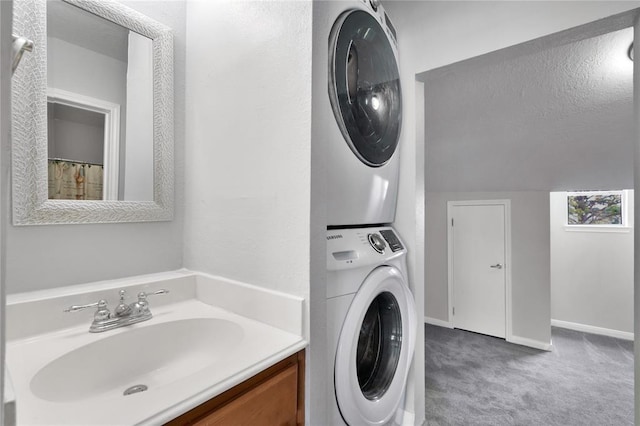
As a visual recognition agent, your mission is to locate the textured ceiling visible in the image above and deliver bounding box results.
[425,27,634,192]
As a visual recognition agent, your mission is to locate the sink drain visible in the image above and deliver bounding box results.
[123,384,148,396]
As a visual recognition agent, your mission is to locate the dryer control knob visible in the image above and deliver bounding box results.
[368,233,386,253]
[369,0,380,11]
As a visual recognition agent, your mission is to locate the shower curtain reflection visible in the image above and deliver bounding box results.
[48,159,103,200]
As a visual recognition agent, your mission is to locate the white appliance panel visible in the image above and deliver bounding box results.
[326,226,415,426]
[315,0,402,227]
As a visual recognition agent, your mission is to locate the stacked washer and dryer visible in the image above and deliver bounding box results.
[319,0,417,425]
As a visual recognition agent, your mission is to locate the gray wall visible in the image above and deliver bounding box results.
[420,28,633,194]
[6,1,186,294]
[634,17,640,426]
[183,0,312,298]
[550,191,634,334]
[183,1,318,422]
[0,1,11,421]
[47,35,128,165]
[426,191,551,344]
[47,36,127,112]
[48,104,105,164]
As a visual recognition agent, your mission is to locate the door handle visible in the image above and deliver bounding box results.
[490,264,503,269]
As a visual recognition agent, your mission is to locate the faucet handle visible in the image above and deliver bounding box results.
[136,289,169,314]
[64,299,105,312]
[137,289,170,300]
[64,299,111,321]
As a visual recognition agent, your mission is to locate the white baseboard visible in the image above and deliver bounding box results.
[551,319,634,341]
[508,335,553,351]
[424,316,453,328]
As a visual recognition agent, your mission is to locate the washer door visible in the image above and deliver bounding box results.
[334,266,417,426]
[329,10,402,167]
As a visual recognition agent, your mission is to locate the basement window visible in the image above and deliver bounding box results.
[565,190,631,232]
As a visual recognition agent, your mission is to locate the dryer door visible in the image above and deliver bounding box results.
[334,266,416,426]
[329,10,402,167]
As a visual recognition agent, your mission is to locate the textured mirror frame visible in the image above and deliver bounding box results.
[12,0,174,225]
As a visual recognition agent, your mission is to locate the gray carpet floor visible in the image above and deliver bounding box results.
[424,324,634,426]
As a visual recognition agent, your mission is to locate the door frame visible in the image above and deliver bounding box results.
[447,199,513,342]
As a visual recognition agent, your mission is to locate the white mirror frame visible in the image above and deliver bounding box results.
[12,0,174,225]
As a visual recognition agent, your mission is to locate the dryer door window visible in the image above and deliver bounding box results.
[357,291,402,400]
[330,10,402,167]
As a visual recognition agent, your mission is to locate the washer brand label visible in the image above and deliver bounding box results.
[326,234,343,240]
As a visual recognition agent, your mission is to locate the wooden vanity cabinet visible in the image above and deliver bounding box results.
[165,350,305,426]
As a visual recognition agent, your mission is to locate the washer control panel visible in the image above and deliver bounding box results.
[367,233,386,253]
[379,229,404,252]
[327,226,406,271]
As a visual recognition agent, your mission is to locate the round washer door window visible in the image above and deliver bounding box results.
[334,266,416,426]
[357,291,402,400]
[329,10,402,167]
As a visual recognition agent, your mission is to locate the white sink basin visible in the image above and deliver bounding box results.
[30,318,243,403]
[7,283,305,426]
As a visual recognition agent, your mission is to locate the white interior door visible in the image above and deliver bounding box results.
[450,202,507,338]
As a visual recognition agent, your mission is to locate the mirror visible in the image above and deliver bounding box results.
[12,0,173,224]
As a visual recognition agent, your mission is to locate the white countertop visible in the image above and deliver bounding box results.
[5,270,307,426]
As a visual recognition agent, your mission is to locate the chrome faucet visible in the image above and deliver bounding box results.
[64,289,169,333]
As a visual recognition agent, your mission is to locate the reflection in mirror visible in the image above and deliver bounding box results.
[12,0,174,225]
[47,88,120,200]
[48,102,106,200]
[47,0,153,201]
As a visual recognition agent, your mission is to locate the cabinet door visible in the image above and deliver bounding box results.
[195,363,298,426]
